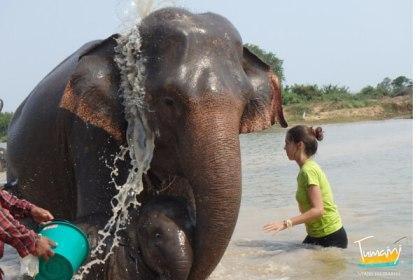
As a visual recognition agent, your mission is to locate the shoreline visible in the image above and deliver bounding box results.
[285,114,412,127]
[263,116,412,135]
[0,117,412,146]
[282,95,412,126]
[0,95,412,146]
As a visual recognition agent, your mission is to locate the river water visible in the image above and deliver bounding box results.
[210,118,413,280]
[0,119,412,279]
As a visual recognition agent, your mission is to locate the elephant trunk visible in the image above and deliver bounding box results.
[180,109,242,280]
[170,259,193,280]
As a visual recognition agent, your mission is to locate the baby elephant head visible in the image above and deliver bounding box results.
[138,196,195,280]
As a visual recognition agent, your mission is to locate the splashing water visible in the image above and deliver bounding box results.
[116,0,177,30]
[73,25,155,279]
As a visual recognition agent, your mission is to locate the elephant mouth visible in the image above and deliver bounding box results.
[145,171,197,223]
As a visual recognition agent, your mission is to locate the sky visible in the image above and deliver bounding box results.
[0,0,413,112]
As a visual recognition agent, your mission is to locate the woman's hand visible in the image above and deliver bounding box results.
[263,221,286,234]
[30,206,54,224]
[33,237,56,261]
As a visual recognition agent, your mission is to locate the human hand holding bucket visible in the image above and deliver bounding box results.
[34,236,56,260]
[34,220,90,280]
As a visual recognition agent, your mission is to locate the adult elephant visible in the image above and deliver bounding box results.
[6,7,287,280]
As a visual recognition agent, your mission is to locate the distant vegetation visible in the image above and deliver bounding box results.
[244,43,413,106]
[283,76,413,105]
[0,112,13,142]
[282,77,412,106]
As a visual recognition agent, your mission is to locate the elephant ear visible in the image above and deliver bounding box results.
[59,35,126,143]
[240,47,288,133]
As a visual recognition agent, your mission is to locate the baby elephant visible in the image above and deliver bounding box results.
[138,196,195,280]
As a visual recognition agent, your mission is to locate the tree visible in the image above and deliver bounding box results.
[0,112,13,142]
[321,84,350,95]
[288,84,322,101]
[282,85,304,105]
[244,43,284,81]
[376,77,392,96]
[391,76,412,95]
[358,85,376,97]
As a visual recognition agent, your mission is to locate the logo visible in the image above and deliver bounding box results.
[354,236,404,268]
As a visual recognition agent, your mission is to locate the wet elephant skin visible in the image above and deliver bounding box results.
[6,7,287,280]
[138,196,195,280]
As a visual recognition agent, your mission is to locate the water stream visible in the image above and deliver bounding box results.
[73,24,155,278]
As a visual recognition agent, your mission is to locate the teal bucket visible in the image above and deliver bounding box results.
[35,220,90,280]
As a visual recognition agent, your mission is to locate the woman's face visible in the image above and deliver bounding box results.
[284,136,299,160]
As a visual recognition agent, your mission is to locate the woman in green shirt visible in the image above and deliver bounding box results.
[263,125,348,249]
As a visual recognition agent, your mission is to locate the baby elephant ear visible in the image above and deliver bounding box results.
[240,47,288,133]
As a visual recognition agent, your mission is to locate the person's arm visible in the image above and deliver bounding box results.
[0,207,38,257]
[0,208,55,260]
[288,185,324,224]
[0,189,54,222]
[0,189,33,219]
[263,185,324,233]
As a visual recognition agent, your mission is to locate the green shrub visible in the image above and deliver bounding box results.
[0,112,13,142]
[287,103,311,116]
[283,90,304,105]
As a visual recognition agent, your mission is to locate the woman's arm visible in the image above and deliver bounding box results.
[263,185,324,233]
[290,185,324,225]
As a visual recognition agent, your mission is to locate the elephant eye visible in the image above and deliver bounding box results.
[163,97,175,106]
[155,233,161,239]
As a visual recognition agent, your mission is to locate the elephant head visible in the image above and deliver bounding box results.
[134,8,287,279]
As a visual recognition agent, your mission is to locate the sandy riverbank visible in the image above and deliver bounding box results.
[283,95,412,125]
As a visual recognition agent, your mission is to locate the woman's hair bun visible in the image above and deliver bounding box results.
[314,127,324,141]
[309,126,324,141]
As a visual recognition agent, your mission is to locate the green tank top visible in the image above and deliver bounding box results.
[296,159,343,238]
